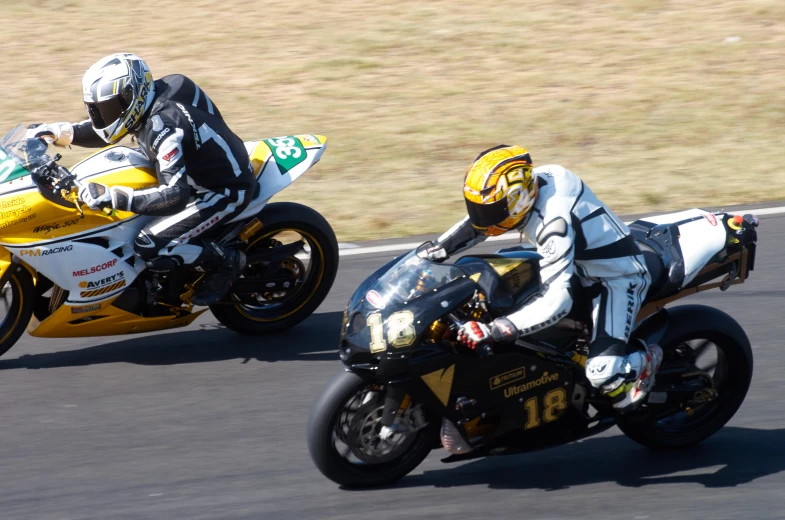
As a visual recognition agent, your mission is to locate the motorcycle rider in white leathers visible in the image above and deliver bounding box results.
[424,145,663,411]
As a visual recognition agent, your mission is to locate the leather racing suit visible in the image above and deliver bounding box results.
[71,74,257,268]
[437,165,651,362]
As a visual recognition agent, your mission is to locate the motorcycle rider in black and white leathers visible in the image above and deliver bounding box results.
[28,53,256,306]
[424,145,663,411]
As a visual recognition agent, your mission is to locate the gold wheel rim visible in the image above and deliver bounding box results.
[234,229,326,322]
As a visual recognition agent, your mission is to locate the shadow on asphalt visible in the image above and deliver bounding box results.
[400,426,785,490]
[0,311,343,369]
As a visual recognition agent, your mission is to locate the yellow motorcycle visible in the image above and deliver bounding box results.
[0,123,338,357]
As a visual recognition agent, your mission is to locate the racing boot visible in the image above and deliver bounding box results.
[585,341,664,412]
[191,242,246,306]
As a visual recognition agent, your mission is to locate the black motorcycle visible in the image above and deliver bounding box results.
[308,212,757,488]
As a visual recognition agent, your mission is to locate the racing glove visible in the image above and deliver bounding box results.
[26,123,74,147]
[79,182,134,212]
[457,318,519,354]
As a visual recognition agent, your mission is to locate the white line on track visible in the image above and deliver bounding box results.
[337,205,785,258]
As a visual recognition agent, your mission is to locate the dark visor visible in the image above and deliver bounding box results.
[85,95,130,130]
[465,197,509,228]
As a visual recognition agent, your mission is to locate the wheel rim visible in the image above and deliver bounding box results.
[332,385,420,466]
[231,228,326,322]
[649,336,737,434]
[0,277,25,344]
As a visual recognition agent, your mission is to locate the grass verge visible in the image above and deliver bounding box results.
[2,0,784,240]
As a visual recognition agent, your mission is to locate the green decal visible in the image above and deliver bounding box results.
[0,149,29,184]
[263,136,307,175]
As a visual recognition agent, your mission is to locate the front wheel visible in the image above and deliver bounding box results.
[307,371,439,488]
[210,202,339,334]
[617,305,753,449]
[0,266,35,358]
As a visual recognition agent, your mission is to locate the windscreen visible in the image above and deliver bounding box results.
[0,124,51,184]
[366,244,466,309]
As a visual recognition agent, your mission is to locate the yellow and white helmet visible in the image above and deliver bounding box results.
[463,145,538,236]
[82,53,155,144]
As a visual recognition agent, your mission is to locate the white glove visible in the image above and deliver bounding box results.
[26,123,74,147]
[417,245,448,262]
[79,182,134,211]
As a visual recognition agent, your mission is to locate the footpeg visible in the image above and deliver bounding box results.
[454,396,479,421]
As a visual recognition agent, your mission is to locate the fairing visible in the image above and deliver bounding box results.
[245,135,327,202]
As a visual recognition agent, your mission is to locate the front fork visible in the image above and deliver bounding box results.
[378,386,419,438]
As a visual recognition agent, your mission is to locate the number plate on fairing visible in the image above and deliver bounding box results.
[263,136,308,174]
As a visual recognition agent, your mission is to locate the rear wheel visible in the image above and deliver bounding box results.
[210,203,338,334]
[618,307,752,449]
[0,266,35,358]
[307,371,438,488]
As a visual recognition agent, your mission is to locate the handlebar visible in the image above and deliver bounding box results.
[31,154,90,217]
[30,150,117,218]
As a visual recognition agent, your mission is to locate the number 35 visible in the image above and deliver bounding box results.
[268,137,302,160]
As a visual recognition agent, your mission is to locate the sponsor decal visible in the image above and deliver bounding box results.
[20,245,74,257]
[71,303,101,314]
[704,213,718,226]
[176,103,201,149]
[162,148,179,162]
[0,212,35,230]
[79,271,124,289]
[504,371,560,398]
[72,258,118,277]
[0,197,25,208]
[518,308,569,335]
[365,289,385,309]
[177,215,220,243]
[33,219,79,234]
[152,126,170,148]
[489,367,527,390]
[0,205,32,220]
[78,271,127,298]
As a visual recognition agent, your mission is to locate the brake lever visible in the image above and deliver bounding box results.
[53,164,86,219]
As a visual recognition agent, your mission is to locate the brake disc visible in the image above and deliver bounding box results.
[346,401,418,464]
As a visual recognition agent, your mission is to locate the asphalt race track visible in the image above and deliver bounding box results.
[2,215,784,520]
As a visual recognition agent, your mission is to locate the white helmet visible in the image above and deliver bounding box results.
[82,53,155,144]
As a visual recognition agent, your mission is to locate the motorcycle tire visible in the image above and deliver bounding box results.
[0,265,35,358]
[308,370,439,488]
[211,202,338,335]
[617,305,753,449]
